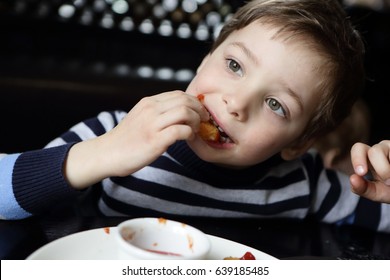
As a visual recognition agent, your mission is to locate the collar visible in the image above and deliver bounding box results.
[167,141,284,186]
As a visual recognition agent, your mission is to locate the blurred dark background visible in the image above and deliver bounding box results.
[0,0,389,153]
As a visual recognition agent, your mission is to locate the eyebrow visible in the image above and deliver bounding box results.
[230,42,260,66]
[283,83,304,113]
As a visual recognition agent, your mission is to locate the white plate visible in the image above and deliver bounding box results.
[27,227,277,260]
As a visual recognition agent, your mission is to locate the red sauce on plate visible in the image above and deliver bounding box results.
[240,251,256,260]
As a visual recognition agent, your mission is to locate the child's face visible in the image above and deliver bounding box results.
[186,21,326,168]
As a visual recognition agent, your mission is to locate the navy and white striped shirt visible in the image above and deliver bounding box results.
[1,111,389,232]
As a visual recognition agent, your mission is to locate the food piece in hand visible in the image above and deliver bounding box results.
[199,122,220,142]
[197,94,221,142]
[223,251,256,260]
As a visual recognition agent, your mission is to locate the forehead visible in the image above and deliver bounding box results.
[225,20,327,82]
[229,19,324,57]
[221,21,328,111]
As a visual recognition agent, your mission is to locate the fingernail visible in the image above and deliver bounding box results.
[385,179,390,186]
[355,165,365,175]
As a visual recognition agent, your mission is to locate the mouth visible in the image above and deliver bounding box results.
[199,112,234,144]
[197,94,233,144]
[210,114,234,143]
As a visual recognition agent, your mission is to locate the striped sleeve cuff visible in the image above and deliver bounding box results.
[0,153,30,219]
[12,143,77,217]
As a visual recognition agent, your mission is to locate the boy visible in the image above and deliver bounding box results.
[2,0,388,232]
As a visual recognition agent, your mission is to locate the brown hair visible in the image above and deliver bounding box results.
[211,0,365,142]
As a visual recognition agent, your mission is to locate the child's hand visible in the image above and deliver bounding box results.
[102,90,209,175]
[65,91,208,189]
[350,141,390,203]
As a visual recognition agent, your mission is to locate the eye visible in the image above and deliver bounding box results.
[226,59,243,77]
[266,98,286,118]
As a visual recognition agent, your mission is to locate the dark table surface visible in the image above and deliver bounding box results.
[1,215,390,260]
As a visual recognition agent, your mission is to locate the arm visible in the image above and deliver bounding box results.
[350,141,390,203]
[63,91,208,189]
[0,144,75,219]
[0,91,207,219]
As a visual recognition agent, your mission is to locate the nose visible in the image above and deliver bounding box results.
[222,92,249,122]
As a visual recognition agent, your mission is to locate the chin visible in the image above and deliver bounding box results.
[186,139,245,167]
[187,139,214,160]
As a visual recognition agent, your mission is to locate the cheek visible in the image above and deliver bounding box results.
[237,129,286,161]
[186,69,221,95]
[185,77,203,96]
[239,140,277,163]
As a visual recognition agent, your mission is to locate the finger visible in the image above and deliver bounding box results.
[350,174,390,203]
[350,174,371,197]
[350,142,370,176]
[367,142,390,183]
[158,124,194,150]
[158,106,203,132]
[152,90,186,102]
[154,91,209,121]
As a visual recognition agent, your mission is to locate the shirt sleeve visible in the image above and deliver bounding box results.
[45,110,126,148]
[0,153,29,219]
[0,111,126,220]
[0,144,77,220]
[303,149,390,233]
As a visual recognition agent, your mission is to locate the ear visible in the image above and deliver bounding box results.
[280,138,316,160]
[196,54,210,73]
